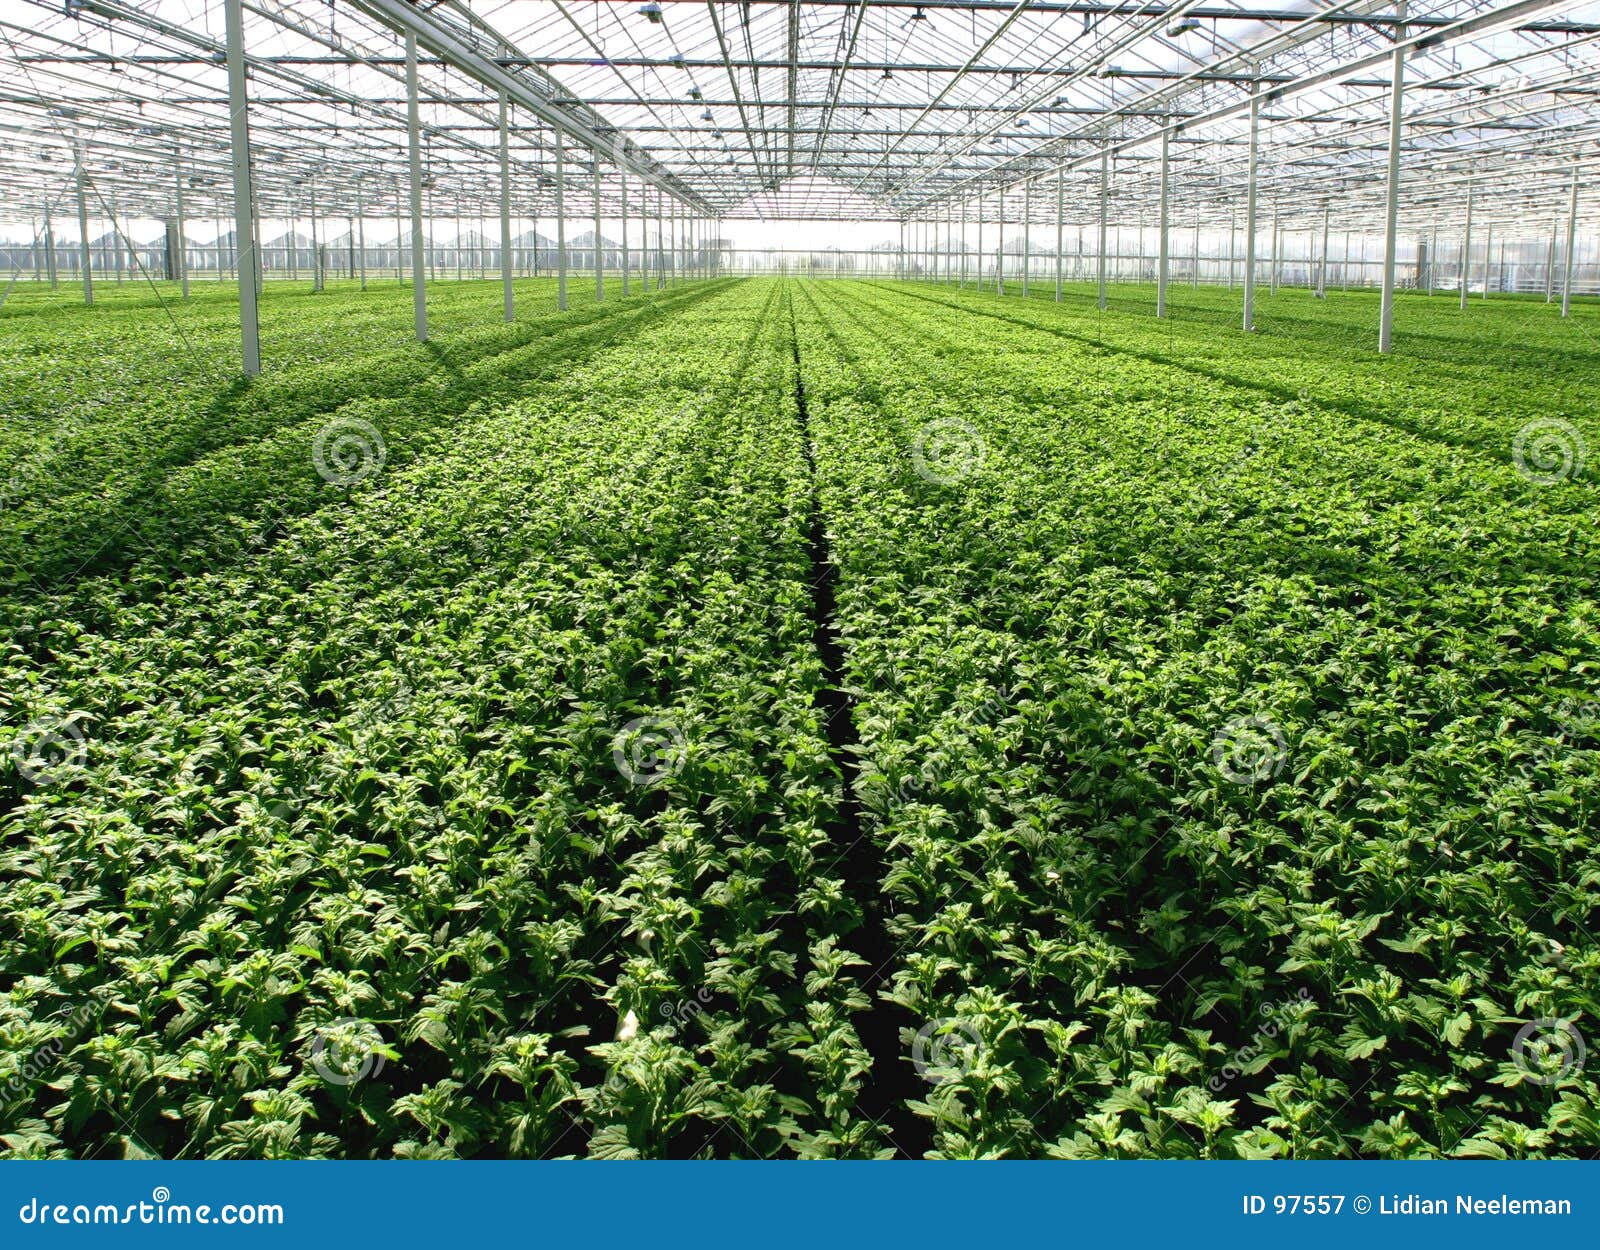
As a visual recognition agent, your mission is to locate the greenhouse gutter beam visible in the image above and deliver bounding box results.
[711,0,1600,31]
[349,0,712,216]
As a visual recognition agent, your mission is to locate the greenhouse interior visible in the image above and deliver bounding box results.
[1,0,1598,1164]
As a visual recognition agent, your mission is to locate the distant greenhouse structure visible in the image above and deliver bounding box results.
[0,0,1595,368]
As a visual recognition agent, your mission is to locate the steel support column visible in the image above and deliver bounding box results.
[310,181,323,292]
[74,143,93,305]
[1546,215,1558,303]
[1022,180,1031,298]
[43,202,57,289]
[173,146,189,298]
[1377,7,1405,355]
[593,164,604,302]
[1317,202,1329,298]
[621,171,631,297]
[996,191,1005,295]
[1097,150,1109,311]
[1243,81,1260,332]
[499,92,513,320]
[1482,221,1492,300]
[1156,128,1170,318]
[1270,200,1280,296]
[224,0,259,372]
[405,30,428,341]
[1562,162,1579,318]
[1055,168,1064,302]
[556,125,568,310]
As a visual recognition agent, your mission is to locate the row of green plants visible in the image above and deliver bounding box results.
[1,280,889,1158]
[792,278,1598,1157]
[0,278,708,612]
[2,273,1595,1157]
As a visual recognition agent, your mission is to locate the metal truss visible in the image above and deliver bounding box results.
[0,0,1594,229]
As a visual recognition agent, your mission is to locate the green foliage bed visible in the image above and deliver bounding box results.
[1,275,1596,1158]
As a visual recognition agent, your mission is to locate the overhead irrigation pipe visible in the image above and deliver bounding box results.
[533,0,733,203]
[69,0,543,214]
[704,0,776,192]
[810,0,873,171]
[892,0,1217,206]
[916,0,1589,212]
[1094,0,1587,186]
[348,0,714,214]
[846,0,1035,198]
